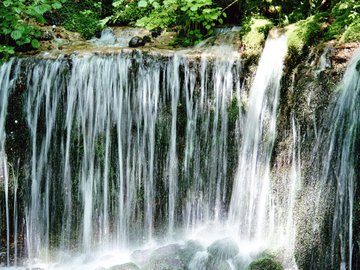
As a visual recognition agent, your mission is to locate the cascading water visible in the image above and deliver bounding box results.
[311,49,360,269]
[0,30,243,267]
[228,32,288,243]
[1,25,358,270]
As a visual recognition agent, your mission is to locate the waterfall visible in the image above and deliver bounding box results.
[0,59,19,266]
[229,32,288,243]
[313,49,360,269]
[0,41,241,265]
[0,27,357,269]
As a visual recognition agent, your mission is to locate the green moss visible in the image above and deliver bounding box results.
[286,15,323,55]
[247,254,283,270]
[340,18,360,43]
[242,18,274,57]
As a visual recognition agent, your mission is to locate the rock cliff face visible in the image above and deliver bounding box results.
[274,41,360,269]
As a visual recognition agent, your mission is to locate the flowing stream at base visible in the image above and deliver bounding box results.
[0,29,358,270]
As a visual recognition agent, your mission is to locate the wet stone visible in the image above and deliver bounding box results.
[131,249,152,266]
[143,244,185,270]
[207,237,239,261]
[180,240,204,264]
[129,36,145,47]
[143,35,151,44]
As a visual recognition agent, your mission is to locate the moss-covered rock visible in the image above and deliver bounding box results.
[247,254,283,270]
[242,18,273,59]
[286,15,323,55]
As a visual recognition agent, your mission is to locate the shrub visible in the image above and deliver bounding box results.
[0,0,65,60]
[58,0,103,39]
[340,18,360,42]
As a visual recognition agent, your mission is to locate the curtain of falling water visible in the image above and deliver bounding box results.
[0,59,18,266]
[0,48,241,263]
[313,49,360,269]
[228,34,288,241]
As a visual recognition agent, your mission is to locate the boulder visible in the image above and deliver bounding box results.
[143,244,185,270]
[247,255,283,270]
[207,238,239,261]
[150,27,163,38]
[188,251,208,270]
[207,258,232,270]
[108,263,140,270]
[229,254,251,270]
[131,249,152,266]
[129,36,145,47]
[179,240,204,265]
[143,35,151,44]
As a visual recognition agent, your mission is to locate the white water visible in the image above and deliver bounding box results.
[4,29,355,270]
[0,59,18,266]
[229,33,288,243]
[0,35,243,267]
[313,49,360,269]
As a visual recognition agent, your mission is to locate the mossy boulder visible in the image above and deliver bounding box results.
[286,15,322,56]
[247,255,283,270]
[242,18,274,59]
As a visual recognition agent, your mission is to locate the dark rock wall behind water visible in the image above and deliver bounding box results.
[0,40,360,269]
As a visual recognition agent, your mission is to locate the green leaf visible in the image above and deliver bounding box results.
[11,30,22,40]
[52,2,62,9]
[3,0,12,7]
[152,2,160,9]
[31,39,40,48]
[14,7,22,13]
[138,0,148,8]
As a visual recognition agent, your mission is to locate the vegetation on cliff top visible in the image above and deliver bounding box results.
[0,0,359,61]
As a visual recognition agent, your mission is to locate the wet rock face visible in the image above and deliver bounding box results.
[274,42,360,270]
[129,36,145,48]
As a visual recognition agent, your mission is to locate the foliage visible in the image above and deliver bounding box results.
[0,0,65,60]
[109,0,151,25]
[340,18,360,43]
[325,0,360,41]
[110,0,224,46]
[59,0,103,39]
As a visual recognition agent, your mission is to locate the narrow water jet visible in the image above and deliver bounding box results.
[228,33,288,243]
